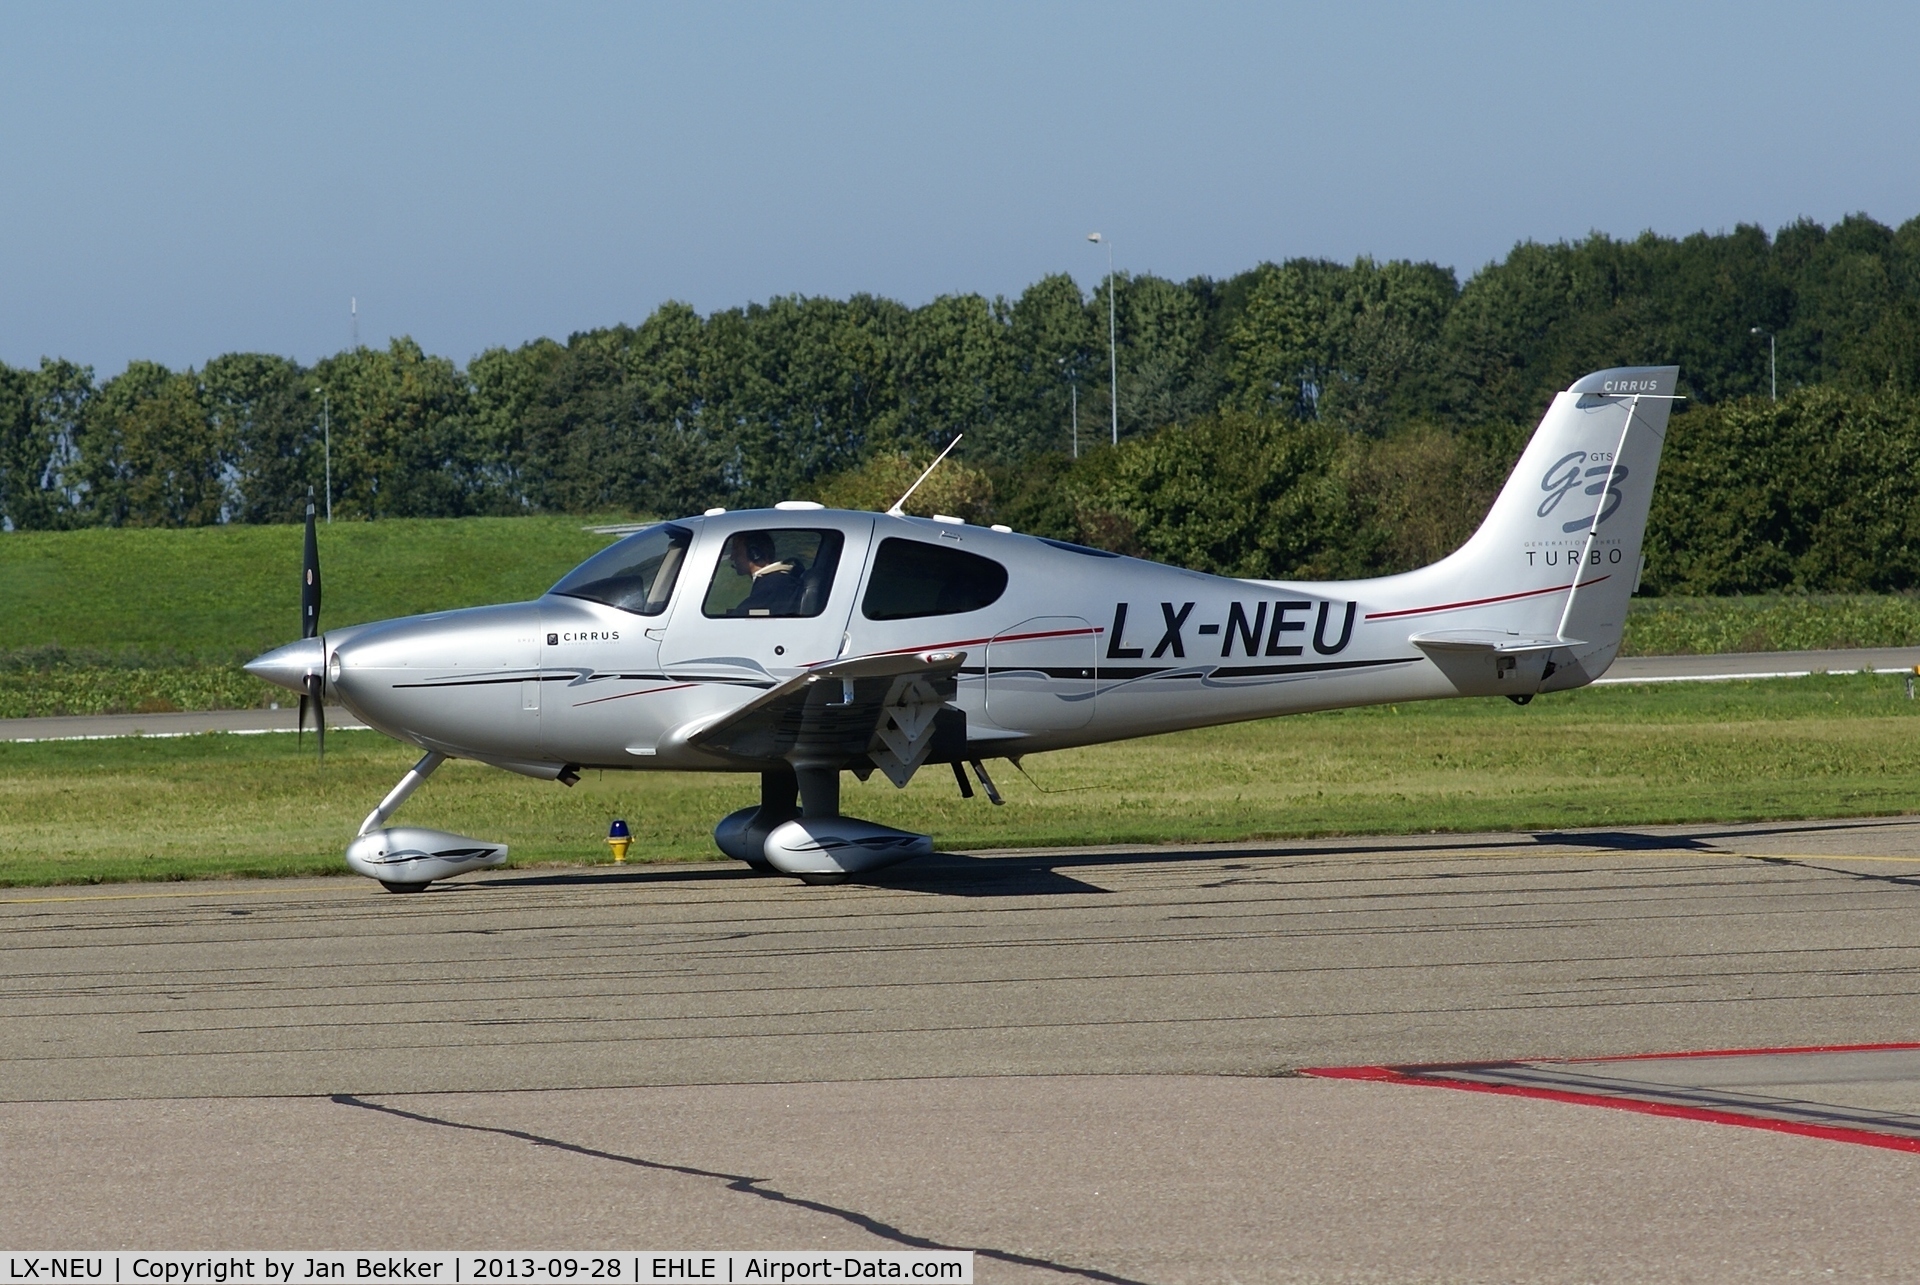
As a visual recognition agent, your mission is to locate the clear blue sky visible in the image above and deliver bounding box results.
[3,1,1916,376]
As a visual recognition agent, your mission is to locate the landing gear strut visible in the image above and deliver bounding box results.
[713,760,931,882]
[344,751,510,891]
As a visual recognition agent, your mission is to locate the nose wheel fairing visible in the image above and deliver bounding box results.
[346,826,509,887]
[346,750,510,891]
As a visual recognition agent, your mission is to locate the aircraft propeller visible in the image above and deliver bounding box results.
[298,496,324,762]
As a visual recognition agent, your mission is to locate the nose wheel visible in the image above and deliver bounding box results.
[346,752,511,890]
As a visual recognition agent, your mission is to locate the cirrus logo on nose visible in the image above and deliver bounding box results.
[1538,450,1629,533]
[547,631,619,645]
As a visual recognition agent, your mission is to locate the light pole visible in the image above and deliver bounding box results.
[314,387,332,522]
[1071,376,1079,459]
[1750,327,1776,402]
[1087,233,1118,445]
[1058,355,1080,459]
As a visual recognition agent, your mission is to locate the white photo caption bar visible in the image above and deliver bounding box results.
[1,1256,972,1285]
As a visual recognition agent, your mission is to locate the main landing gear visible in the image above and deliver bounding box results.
[713,762,933,883]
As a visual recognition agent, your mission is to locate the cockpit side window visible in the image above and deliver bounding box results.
[702,529,845,618]
[860,538,1008,620]
[549,523,693,616]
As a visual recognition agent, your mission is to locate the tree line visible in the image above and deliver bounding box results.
[3,212,1918,594]
[1010,387,1920,597]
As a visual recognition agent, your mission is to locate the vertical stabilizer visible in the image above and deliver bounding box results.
[1382,366,1677,692]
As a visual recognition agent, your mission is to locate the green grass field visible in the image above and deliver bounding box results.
[0,517,625,716]
[0,516,620,663]
[4,673,1917,887]
[4,516,1920,717]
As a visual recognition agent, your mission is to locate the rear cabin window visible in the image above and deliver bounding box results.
[548,522,692,616]
[702,529,845,618]
[861,538,1009,620]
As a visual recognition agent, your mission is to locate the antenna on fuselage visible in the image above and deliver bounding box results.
[886,434,964,517]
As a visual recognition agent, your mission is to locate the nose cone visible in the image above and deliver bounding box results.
[245,637,325,693]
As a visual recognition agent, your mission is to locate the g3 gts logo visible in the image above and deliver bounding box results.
[1539,450,1628,534]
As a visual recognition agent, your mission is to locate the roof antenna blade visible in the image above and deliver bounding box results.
[885,434,963,517]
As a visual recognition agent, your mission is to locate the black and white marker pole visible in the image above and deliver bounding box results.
[299,494,325,762]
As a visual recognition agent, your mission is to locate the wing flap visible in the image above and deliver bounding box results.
[663,650,967,768]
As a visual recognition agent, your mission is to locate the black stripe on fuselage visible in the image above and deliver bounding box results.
[1208,656,1422,679]
[391,672,777,690]
[960,656,1421,683]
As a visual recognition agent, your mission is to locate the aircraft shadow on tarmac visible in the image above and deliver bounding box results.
[457,816,1920,899]
[477,854,1115,897]
[1528,817,1902,851]
[1533,820,1920,891]
[441,815,1920,899]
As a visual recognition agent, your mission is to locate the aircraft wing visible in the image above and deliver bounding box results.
[667,649,967,777]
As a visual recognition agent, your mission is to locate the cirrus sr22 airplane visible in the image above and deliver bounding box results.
[247,365,1677,891]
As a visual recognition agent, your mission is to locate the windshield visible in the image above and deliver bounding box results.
[549,523,693,616]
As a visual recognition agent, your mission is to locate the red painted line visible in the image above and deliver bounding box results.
[1302,1065,1411,1083]
[1558,1039,1920,1065]
[1300,1064,1920,1154]
[1366,575,1610,622]
[572,682,696,707]
[1372,1040,1920,1073]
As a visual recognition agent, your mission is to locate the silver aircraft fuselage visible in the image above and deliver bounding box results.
[266,513,1439,776]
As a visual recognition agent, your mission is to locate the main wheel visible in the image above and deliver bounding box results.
[796,872,849,886]
[379,880,430,894]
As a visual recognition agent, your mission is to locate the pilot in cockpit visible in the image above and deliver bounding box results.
[726,532,805,616]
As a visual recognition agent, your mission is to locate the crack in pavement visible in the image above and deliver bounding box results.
[331,1094,1147,1285]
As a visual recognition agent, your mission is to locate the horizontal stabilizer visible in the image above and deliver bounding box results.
[1410,629,1583,657]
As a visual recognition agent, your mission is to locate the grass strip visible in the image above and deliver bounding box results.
[3,672,1918,887]
[1623,593,1920,655]
[0,516,619,663]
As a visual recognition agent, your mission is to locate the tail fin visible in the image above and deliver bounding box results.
[1381,366,1677,692]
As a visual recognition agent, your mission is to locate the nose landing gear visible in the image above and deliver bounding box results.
[346,751,510,892]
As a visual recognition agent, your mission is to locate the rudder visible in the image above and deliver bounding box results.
[1392,365,1678,692]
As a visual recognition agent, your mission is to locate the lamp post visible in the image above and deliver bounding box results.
[1058,355,1080,459]
[1071,375,1079,459]
[1087,233,1118,445]
[1750,327,1776,402]
[314,388,332,522]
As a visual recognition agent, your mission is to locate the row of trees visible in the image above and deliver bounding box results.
[1010,386,1920,597]
[3,213,1918,586]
